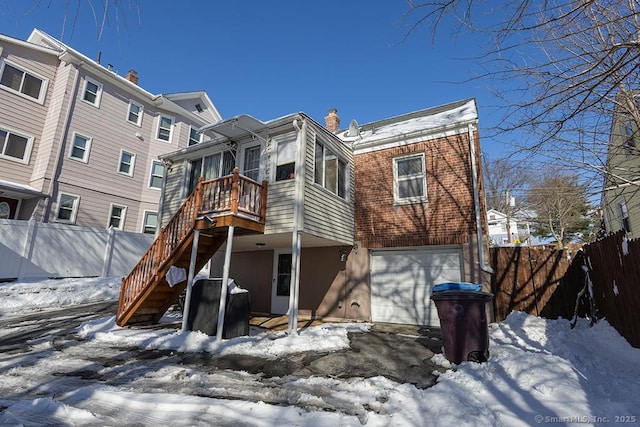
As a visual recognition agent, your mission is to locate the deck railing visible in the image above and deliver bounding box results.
[117,168,267,324]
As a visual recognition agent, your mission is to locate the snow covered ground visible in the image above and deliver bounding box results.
[0,277,639,426]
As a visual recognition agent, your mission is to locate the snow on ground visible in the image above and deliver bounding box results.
[1,277,639,426]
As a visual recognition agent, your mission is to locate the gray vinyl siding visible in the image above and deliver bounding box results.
[302,123,355,244]
[160,160,186,226]
[265,181,295,233]
[0,42,58,186]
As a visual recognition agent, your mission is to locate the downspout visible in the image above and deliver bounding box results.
[468,123,494,275]
[288,116,307,335]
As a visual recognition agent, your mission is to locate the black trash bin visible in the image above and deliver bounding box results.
[187,278,251,339]
[431,282,492,364]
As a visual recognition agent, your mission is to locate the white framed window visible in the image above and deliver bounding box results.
[189,126,202,146]
[314,140,347,198]
[619,199,631,233]
[142,211,158,234]
[274,134,296,182]
[148,160,165,189]
[0,59,47,103]
[108,204,127,229]
[127,100,143,126]
[156,115,174,142]
[0,126,33,164]
[393,153,427,203]
[56,193,80,223]
[118,150,136,177]
[241,144,261,181]
[68,132,92,163]
[82,78,103,107]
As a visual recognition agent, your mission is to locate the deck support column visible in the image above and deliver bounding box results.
[181,229,201,333]
[216,225,235,341]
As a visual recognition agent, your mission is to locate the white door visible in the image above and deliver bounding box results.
[370,248,463,325]
[271,250,292,314]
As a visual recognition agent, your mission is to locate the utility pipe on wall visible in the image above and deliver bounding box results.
[468,123,494,276]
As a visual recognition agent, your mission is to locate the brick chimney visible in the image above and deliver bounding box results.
[324,108,340,133]
[124,69,139,85]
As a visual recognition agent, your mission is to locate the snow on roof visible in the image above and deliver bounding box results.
[343,99,478,152]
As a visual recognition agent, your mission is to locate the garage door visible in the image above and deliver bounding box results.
[370,248,463,325]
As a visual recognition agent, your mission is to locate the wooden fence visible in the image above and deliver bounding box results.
[490,246,581,322]
[581,231,640,347]
[491,230,640,348]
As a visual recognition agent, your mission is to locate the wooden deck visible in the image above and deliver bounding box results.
[116,169,267,326]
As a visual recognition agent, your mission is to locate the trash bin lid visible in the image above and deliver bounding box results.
[431,290,493,301]
[433,282,482,293]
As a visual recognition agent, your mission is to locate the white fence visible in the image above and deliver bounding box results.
[0,219,154,281]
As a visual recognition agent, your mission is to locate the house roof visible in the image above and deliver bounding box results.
[340,98,478,154]
[0,179,46,199]
[24,29,219,126]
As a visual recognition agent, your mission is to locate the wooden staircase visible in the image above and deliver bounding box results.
[116,168,267,326]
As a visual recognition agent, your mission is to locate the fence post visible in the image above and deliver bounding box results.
[102,226,116,277]
[17,219,38,281]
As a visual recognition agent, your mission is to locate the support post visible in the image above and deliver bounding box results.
[216,225,235,341]
[181,229,200,333]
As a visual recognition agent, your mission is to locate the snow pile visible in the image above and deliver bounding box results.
[0,277,120,314]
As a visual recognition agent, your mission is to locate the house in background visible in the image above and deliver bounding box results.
[116,98,492,327]
[0,29,220,233]
[486,208,533,245]
[602,96,640,237]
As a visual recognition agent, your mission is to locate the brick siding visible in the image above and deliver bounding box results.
[355,131,484,248]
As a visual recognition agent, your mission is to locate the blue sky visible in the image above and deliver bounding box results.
[0,1,505,157]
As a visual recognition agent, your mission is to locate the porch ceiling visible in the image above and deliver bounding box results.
[229,232,351,252]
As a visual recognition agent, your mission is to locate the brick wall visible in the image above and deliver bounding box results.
[355,131,482,248]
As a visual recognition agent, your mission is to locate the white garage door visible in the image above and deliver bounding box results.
[370,248,463,325]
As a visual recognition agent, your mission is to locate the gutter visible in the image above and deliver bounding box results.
[468,123,494,275]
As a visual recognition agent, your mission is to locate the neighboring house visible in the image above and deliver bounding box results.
[0,29,220,233]
[602,98,640,237]
[486,208,531,245]
[118,98,492,327]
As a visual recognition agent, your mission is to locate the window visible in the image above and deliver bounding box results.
[619,199,631,233]
[56,193,79,223]
[142,211,158,234]
[108,204,126,229]
[189,126,201,146]
[118,150,136,176]
[393,153,427,203]
[188,151,235,193]
[275,136,296,181]
[0,127,32,163]
[149,161,165,189]
[242,145,261,181]
[0,60,47,103]
[314,141,347,198]
[82,78,102,107]
[69,133,91,162]
[127,101,143,126]
[157,115,174,142]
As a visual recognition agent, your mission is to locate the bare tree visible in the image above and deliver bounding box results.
[482,153,531,213]
[403,0,640,200]
[526,172,592,248]
[2,0,140,42]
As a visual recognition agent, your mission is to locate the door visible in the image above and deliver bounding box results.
[370,248,463,325]
[0,197,18,219]
[271,250,292,314]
